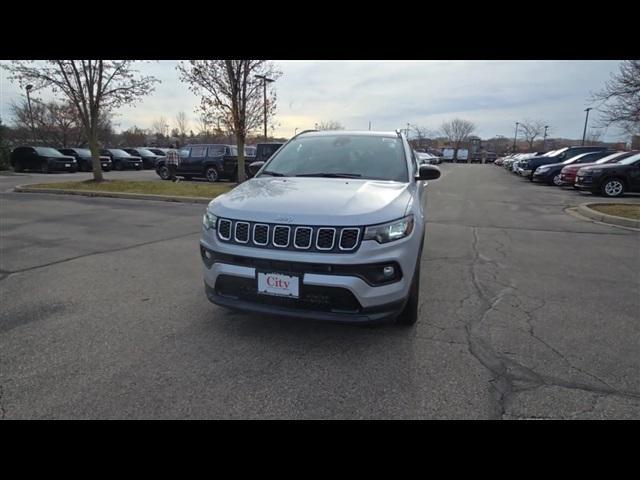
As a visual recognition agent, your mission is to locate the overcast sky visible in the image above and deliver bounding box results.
[0,60,626,141]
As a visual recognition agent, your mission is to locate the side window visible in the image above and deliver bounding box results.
[411,149,418,176]
[190,146,206,157]
[179,148,190,158]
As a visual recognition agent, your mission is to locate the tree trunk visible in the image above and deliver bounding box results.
[89,131,103,182]
[236,134,245,183]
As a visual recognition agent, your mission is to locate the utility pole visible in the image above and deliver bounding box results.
[26,84,36,143]
[255,74,275,142]
[582,108,592,146]
[513,122,519,152]
[543,125,549,150]
[368,121,371,131]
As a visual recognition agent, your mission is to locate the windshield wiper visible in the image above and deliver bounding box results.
[260,170,285,177]
[295,172,362,178]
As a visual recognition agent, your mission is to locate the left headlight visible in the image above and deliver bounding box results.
[536,166,549,173]
[202,210,217,230]
[363,215,414,244]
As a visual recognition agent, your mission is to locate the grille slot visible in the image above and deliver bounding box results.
[253,224,269,246]
[294,227,313,249]
[272,226,291,247]
[218,219,232,240]
[316,228,336,250]
[234,222,249,243]
[339,228,360,250]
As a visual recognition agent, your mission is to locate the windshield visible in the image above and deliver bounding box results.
[548,147,569,157]
[596,152,628,164]
[616,153,640,165]
[135,148,156,157]
[74,149,92,156]
[260,134,409,182]
[36,147,65,157]
[562,152,590,165]
[109,149,131,157]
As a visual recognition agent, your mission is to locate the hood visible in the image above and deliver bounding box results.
[580,163,626,172]
[209,177,413,226]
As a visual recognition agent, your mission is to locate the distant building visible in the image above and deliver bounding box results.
[632,135,640,150]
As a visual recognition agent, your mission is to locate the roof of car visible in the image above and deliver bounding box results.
[298,130,399,138]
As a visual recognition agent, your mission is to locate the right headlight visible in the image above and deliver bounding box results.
[202,210,217,230]
[363,215,414,244]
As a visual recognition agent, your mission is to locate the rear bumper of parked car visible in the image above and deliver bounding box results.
[199,230,421,323]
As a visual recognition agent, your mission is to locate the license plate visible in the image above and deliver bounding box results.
[102,163,107,167]
[65,163,70,167]
[257,272,299,298]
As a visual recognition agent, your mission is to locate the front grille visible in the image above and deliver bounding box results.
[234,222,249,243]
[339,228,359,250]
[316,228,336,250]
[216,218,363,253]
[215,275,361,313]
[273,226,290,247]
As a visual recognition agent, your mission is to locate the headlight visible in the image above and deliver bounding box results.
[363,215,414,244]
[536,166,549,173]
[202,211,217,230]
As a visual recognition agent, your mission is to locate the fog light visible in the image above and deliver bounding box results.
[204,250,212,259]
[383,266,395,277]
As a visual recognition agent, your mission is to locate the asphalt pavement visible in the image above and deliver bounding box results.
[1,165,639,419]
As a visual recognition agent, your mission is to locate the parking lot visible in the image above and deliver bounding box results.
[1,164,639,419]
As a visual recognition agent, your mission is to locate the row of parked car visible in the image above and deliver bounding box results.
[8,145,266,179]
[495,146,640,197]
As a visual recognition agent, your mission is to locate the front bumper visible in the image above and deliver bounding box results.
[519,169,532,177]
[559,173,576,186]
[532,172,552,182]
[200,226,421,323]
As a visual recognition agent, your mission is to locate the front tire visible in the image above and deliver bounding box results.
[114,160,123,171]
[158,166,170,180]
[550,173,563,186]
[81,161,92,172]
[14,160,24,172]
[601,178,625,197]
[41,161,50,174]
[205,166,219,183]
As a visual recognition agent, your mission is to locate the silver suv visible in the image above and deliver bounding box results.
[200,130,441,325]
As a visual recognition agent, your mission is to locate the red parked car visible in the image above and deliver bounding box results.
[559,151,636,186]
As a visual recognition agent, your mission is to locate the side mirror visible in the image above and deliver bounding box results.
[417,164,441,181]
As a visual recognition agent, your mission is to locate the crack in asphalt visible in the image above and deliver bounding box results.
[426,220,635,236]
[455,226,640,420]
[0,231,202,279]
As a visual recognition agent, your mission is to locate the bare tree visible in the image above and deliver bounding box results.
[518,119,547,151]
[585,129,603,146]
[3,60,158,181]
[440,118,476,162]
[591,60,640,136]
[175,111,188,144]
[315,120,344,130]
[177,60,281,182]
[410,125,437,150]
[151,116,169,136]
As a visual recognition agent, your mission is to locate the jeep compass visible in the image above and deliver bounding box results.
[200,130,441,325]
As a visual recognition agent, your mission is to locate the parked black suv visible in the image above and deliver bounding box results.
[123,147,164,169]
[155,144,242,182]
[144,147,169,157]
[246,142,284,178]
[100,149,143,170]
[522,146,607,180]
[532,150,615,186]
[575,152,640,197]
[10,146,77,173]
[58,148,112,172]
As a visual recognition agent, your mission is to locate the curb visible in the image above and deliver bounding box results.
[576,203,640,229]
[14,185,212,204]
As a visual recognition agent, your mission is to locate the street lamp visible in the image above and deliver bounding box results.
[255,74,275,142]
[25,84,36,143]
[582,108,592,146]
[294,127,298,136]
[513,122,519,152]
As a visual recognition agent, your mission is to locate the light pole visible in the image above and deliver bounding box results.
[543,125,549,150]
[294,127,298,136]
[581,108,592,146]
[513,122,519,152]
[255,74,275,142]
[406,123,410,138]
[25,84,36,143]
[368,121,371,131]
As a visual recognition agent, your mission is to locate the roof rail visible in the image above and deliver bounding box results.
[294,129,318,138]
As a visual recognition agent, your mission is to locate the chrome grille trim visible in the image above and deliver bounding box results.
[234,221,250,243]
[316,227,336,251]
[252,223,269,246]
[293,227,313,249]
[272,225,291,248]
[339,228,360,251]
[218,219,232,240]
